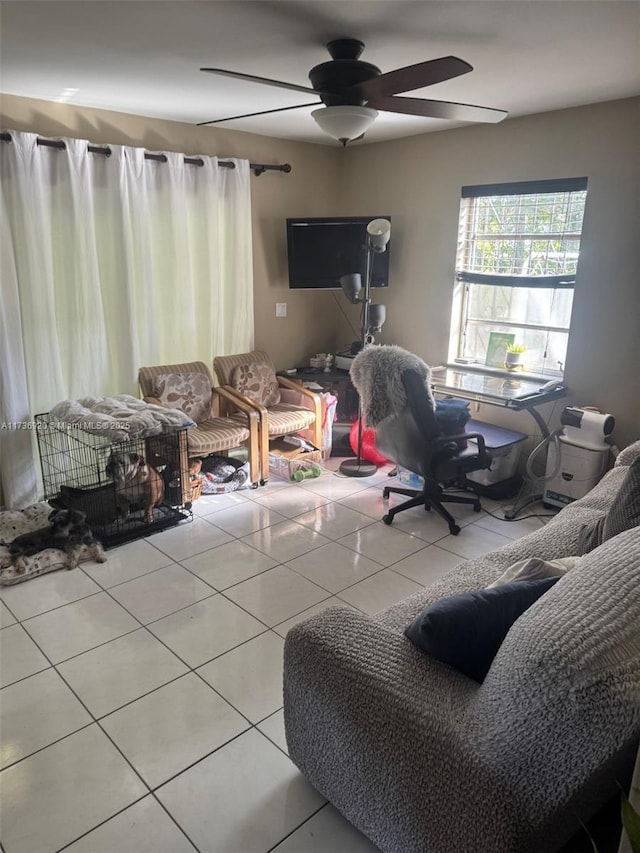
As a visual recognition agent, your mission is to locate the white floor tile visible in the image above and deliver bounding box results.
[0,599,17,628]
[338,569,423,615]
[0,724,146,853]
[108,563,215,624]
[437,525,513,560]
[156,728,325,853]
[0,668,92,769]
[272,803,381,852]
[383,504,453,542]
[297,472,372,500]
[0,569,101,621]
[101,673,248,788]
[148,594,266,668]
[82,538,173,588]
[252,486,331,518]
[151,517,233,562]
[64,795,197,853]
[472,511,545,539]
[0,624,50,688]
[22,593,139,664]
[256,709,288,754]
[224,565,330,627]
[338,485,392,519]
[192,490,250,516]
[241,519,331,563]
[390,545,465,586]
[204,501,286,537]
[57,628,188,718]
[272,597,360,638]
[197,631,284,723]
[181,540,277,591]
[338,523,426,567]
[293,502,376,539]
[285,541,384,593]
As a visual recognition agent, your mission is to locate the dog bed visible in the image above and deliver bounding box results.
[0,503,102,585]
[198,456,250,494]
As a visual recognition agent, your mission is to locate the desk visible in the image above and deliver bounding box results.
[430,367,567,439]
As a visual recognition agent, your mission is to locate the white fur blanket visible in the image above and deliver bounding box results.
[349,345,435,427]
[50,395,195,441]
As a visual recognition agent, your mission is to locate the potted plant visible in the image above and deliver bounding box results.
[504,344,527,371]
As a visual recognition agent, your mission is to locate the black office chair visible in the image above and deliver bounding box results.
[374,369,492,535]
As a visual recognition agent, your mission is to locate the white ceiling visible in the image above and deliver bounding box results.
[2,1,639,146]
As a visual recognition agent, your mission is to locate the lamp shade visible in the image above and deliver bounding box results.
[312,106,378,146]
[366,218,391,252]
[368,304,386,332]
[340,273,362,303]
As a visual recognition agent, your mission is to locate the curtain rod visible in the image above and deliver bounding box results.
[0,133,291,176]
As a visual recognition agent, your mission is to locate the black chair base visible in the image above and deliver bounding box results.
[382,483,482,535]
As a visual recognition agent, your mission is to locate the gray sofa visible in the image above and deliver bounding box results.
[283,442,640,853]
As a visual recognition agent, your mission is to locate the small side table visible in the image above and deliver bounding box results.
[278,368,358,423]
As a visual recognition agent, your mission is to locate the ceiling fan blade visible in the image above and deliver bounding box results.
[368,94,508,123]
[201,67,318,96]
[352,56,472,99]
[197,102,320,127]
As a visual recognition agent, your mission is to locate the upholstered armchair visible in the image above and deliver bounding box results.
[138,361,260,488]
[213,351,321,484]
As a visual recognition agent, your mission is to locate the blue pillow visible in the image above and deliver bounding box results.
[404,577,559,683]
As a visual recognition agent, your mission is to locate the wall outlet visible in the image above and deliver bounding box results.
[275,302,287,318]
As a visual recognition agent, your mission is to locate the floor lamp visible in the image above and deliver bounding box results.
[339,218,391,477]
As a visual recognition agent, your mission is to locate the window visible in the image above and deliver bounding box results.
[449,177,588,377]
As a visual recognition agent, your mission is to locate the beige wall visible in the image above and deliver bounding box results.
[2,93,639,447]
[337,97,640,448]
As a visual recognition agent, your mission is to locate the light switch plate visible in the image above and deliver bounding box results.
[275,302,287,318]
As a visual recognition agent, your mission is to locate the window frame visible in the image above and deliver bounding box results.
[448,177,588,379]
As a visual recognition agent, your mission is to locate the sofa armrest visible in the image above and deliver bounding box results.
[284,606,520,853]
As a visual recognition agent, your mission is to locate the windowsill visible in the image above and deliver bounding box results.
[441,362,563,383]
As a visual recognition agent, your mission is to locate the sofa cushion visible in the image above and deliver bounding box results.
[577,454,640,554]
[152,372,212,424]
[404,577,560,683]
[231,362,281,407]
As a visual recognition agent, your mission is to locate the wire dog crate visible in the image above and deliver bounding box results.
[35,413,193,547]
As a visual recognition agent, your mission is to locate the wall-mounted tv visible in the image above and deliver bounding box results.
[286,216,391,290]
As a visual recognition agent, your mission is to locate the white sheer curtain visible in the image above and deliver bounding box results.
[0,131,254,508]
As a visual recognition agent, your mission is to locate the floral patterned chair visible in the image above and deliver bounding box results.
[138,361,260,488]
[213,351,321,484]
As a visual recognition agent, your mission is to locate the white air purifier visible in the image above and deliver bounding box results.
[543,407,614,508]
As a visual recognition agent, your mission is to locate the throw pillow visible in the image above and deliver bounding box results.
[577,454,640,554]
[231,362,281,407]
[152,373,212,424]
[404,577,560,683]
[487,556,579,587]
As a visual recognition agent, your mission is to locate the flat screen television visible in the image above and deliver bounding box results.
[286,216,391,289]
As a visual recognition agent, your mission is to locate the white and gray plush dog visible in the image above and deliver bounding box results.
[106,451,165,523]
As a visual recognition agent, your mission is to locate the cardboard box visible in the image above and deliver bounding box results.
[268,438,322,481]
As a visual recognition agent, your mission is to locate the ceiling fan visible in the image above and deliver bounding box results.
[199,38,507,145]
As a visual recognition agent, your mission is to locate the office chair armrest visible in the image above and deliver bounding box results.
[432,431,490,466]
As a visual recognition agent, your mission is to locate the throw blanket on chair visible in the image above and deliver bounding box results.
[350,345,436,428]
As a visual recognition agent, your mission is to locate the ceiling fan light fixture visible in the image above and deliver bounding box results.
[311,105,377,146]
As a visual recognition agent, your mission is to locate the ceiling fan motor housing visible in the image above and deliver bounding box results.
[309,39,380,106]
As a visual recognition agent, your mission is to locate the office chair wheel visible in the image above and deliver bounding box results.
[449,523,461,535]
[382,514,393,525]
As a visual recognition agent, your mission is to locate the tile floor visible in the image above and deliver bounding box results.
[0,460,551,853]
